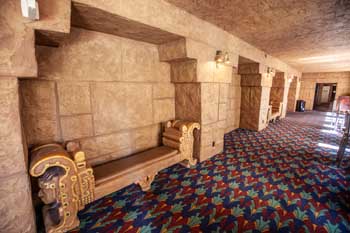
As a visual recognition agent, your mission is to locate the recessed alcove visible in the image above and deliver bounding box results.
[269,71,289,119]
[21,3,191,168]
[237,56,272,131]
[287,76,300,112]
[24,3,242,165]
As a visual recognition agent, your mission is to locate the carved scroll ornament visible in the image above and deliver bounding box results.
[163,120,200,167]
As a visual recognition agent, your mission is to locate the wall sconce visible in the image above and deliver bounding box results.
[266,67,275,78]
[267,67,274,74]
[215,50,230,67]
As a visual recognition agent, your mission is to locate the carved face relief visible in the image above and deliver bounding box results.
[38,176,60,204]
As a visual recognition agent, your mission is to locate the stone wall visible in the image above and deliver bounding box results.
[172,72,236,162]
[270,72,289,118]
[200,82,228,161]
[239,63,273,131]
[225,71,241,133]
[299,72,350,110]
[287,77,301,112]
[20,28,174,166]
[0,0,36,77]
[0,78,36,233]
[72,0,300,77]
[159,38,239,161]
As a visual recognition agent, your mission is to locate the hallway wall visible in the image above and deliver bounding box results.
[287,77,300,112]
[0,78,36,233]
[225,71,241,133]
[20,28,174,166]
[299,72,350,110]
[270,72,289,118]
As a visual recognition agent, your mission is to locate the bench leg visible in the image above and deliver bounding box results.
[180,158,197,168]
[136,173,157,191]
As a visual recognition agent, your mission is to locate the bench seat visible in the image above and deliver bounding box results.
[29,120,200,233]
[93,146,179,198]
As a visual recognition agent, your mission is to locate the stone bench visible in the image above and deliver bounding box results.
[93,146,179,199]
[29,120,200,233]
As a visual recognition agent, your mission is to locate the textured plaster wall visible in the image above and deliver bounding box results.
[0,0,36,77]
[171,67,237,162]
[200,70,242,161]
[158,38,240,161]
[200,82,227,161]
[20,28,175,166]
[287,77,301,112]
[0,0,70,78]
[225,71,241,133]
[73,0,300,77]
[299,72,350,110]
[239,63,273,131]
[0,1,72,232]
[270,72,289,118]
[0,78,36,233]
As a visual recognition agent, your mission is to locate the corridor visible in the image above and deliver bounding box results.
[70,116,350,232]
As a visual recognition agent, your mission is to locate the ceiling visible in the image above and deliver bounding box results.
[165,0,350,73]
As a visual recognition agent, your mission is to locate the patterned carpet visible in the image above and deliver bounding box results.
[70,120,350,233]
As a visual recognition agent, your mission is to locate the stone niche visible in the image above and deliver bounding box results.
[269,72,290,118]
[20,28,175,166]
[287,76,300,112]
[20,17,243,168]
[238,62,272,131]
[173,77,239,162]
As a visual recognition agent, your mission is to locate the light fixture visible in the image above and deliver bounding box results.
[267,67,275,77]
[215,50,230,67]
[21,0,39,20]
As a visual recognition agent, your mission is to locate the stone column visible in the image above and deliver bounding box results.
[270,72,290,118]
[287,76,301,112]
[159,38,235,162]
[239,63,272,131]
[225,70,241,133]
[0,78,36,233]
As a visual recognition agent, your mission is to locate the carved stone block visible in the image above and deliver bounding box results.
[153,99,175,123]
[20,80,60,145]
[153,83,175,99]
[61,114,94,140]
[175,83,201,122]
[91,82,153,135]
[57,82,91,115]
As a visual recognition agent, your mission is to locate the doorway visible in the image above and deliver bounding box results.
[313,83,337,112]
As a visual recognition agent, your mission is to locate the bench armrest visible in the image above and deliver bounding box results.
[162,120,200,167]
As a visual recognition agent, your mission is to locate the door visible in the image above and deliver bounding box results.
[321,86,331,103]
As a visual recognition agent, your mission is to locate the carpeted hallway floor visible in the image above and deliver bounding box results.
[285,111,341,129]
[70,119,350,233]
